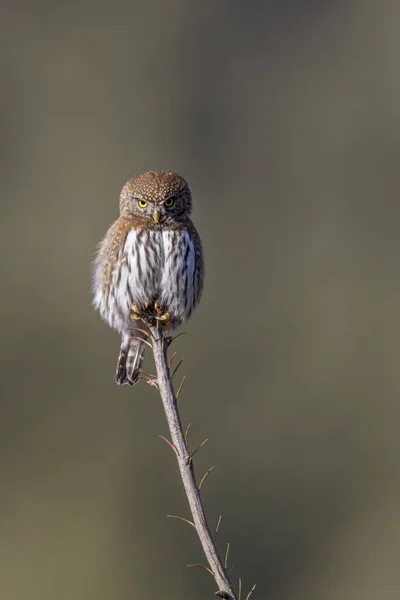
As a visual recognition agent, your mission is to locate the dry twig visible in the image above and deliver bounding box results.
[148,324,238,600]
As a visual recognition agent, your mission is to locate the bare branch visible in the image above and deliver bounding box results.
[148,325,237,600]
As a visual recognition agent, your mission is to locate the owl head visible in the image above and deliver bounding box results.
[119,170,192,225]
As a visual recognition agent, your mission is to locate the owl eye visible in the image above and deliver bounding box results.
[137,200,148,208]
[165,197,175,208]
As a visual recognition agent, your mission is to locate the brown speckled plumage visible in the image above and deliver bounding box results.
[93,171,204,386]
[120,171,190,209]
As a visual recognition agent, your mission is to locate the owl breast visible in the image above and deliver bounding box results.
[97,228,196,333]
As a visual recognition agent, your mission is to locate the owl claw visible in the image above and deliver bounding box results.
[131,301,151,321]
[130,300,169,326]
[156,311,170,323]
[131,304,142,320]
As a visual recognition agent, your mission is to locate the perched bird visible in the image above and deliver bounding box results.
[93,171,204,385]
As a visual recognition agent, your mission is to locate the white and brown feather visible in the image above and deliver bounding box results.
[92,171,204,385]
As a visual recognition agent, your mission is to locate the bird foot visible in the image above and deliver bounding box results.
[130,304,142,321]
[155,311,170,323]
[131,301,152,322]
[131,300,170,327]
[154,300,170,325]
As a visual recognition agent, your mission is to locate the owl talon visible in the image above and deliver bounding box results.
[131,304,142,320]
[156,312,170,323]
[131,301,151,321]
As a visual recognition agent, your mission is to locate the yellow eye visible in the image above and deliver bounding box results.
[138,200,148,208]
[165,197,175,208]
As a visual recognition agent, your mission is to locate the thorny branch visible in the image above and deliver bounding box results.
[145,324,240,600]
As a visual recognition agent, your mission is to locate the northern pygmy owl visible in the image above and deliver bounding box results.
[93,171,204,385]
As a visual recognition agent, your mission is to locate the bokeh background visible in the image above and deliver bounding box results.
[1,0,400,598]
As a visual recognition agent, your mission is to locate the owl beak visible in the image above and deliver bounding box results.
[153,208,160,224]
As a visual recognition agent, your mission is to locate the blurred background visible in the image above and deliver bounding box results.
[1,0,400,598]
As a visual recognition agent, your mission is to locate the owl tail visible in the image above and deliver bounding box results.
[115,332,146,386]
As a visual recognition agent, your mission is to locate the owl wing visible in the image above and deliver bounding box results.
[92,216,134,331]
[187,221,204,317]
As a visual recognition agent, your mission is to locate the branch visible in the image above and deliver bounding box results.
[148,325,237,600]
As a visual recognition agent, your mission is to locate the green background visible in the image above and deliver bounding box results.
[1,1,400,598]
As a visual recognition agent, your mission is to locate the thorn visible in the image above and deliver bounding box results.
[185,422,192,446]
[168,351,177,369]
[145,326,156,341]
[190,438,208,460]
[140,370,156,379]
[187,563,214,576]
[127,326,151,339]
[239,577,242,600]
[199,465,215,490]
[224,541,230,569]
[176,375,186,399]
[167,514,195,528]
[245,584,256,600]
[158,435,178,455]
[138,373,151,381]
[162,331,174,350]
[140,375,157,386]
[129,335,153,350]
[147,379,159,390]
[228,563,235,576]
[169,331,186,346]
[215,514,222,540]
[171,357,184,380]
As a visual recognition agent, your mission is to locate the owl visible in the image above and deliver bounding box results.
[93,171,204,385]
